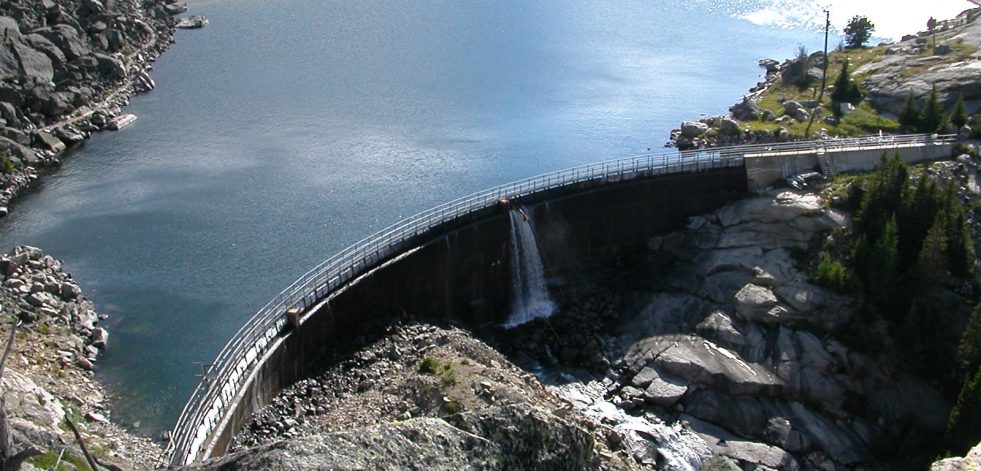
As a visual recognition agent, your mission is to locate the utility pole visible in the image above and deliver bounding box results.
[806,10,831,139]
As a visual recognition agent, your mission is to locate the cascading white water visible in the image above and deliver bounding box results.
[503,208,556,328]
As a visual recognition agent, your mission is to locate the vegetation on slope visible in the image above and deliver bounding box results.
[809,153,981,469]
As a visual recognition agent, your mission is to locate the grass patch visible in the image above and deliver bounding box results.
[418,357,457,387]
[30,450,92,471]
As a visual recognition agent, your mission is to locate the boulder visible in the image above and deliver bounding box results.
[0,127,30,146]
[696,311,746,349]
[734,284,788,324]
[24,33,66,64]
[34,131,65,153]
[715,440,799,470]
[719,118,741,136]
[730,97,760,121]
[625,335,781,395]
[90,327,109,349]
[681,121,709,138]
[641,369,688,406]
[0,39,54,83]
[3,138,38,165]
[758,59,779,75]
[34,25,89,61]
[92,53,126,79]
[783,101,804,116]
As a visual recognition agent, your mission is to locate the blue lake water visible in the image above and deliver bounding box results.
[0,0,826,434]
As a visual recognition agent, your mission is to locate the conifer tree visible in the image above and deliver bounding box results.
[951,95,969,129]
[916,212,949,282]
[899,91,921,131]
[898,177,940,270]
[831,59,862,118]
[920,84,944,133]
[945,365,981,455]
[958,305,981,379]
[868,216,900,306]
[941,184,974,278]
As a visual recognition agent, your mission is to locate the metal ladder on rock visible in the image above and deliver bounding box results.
[816,149,837,179]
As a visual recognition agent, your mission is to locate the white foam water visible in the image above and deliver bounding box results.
[503,208,556,328]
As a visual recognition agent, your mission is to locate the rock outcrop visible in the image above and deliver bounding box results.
[218,323,642,470]
[857,10,981,117]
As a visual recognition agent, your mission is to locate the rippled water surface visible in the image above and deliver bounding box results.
[0,0,825,433]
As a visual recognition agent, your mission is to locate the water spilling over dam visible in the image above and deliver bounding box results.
[505,208,556,327]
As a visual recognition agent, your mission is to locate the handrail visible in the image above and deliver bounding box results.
[166,133,956,465]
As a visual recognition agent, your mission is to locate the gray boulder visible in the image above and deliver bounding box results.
[625,335,781,395]
[715,440,799,470]
[681,121,709,138]
[34,25,89,61]
[0,39,54,83]
[0,127,30,146]
[719,118,741,136]
[730,97,761,121]
[92,53,125,79]
[783,100,804,116]
[24,33,67,64]
[34,131,65,153]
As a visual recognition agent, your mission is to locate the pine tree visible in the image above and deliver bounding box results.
[857,153,908,241]
[898,177,940,270]
[958,305,981,379]
[916,211,949,283]
[945,365,981,455]
[899,91,921,131]
[869,216,900,306]
[831,59,862,118]
[951,95,969,129]
[920,84,944,133]
[844,16,875,49]
[941,184,975,278]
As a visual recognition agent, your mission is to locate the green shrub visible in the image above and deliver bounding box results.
[813,253,851,292]
[1,152,14,175]
[418,357,439,375]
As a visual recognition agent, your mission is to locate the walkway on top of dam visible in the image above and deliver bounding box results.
[166,132,957,466]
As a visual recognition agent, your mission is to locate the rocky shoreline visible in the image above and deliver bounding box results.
[667,8,981,150]
[0,246,163,469]
[0,0,193,215]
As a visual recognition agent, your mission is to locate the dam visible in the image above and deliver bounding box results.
[167,133,955,465]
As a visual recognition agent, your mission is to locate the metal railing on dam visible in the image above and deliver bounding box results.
[166,132,956,465]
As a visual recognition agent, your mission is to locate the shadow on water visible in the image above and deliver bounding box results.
[96,286,230,436]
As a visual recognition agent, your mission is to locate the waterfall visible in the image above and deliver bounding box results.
[503,208,556,328]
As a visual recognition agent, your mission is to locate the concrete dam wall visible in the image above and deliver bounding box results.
[197,165,748,460]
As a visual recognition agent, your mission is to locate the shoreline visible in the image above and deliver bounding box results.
[0,0,189,216]
[0,1,197,468]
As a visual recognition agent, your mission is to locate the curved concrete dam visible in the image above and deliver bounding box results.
[167,134,955,465]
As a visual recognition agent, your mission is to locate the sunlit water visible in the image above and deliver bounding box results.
[0,0,827,434]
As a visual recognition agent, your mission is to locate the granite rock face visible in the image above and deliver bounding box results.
[0,0,183,211]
